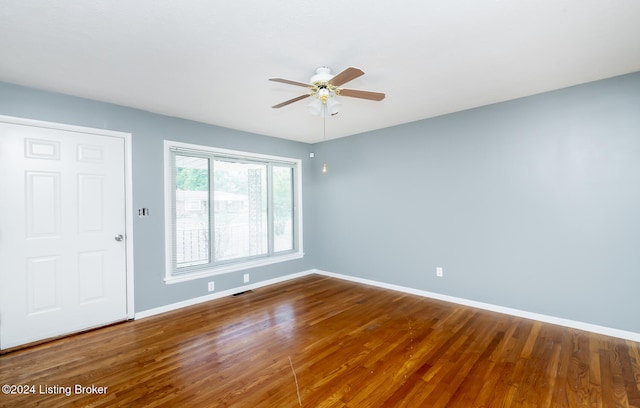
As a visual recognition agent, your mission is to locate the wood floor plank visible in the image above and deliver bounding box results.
[1,274,639,407]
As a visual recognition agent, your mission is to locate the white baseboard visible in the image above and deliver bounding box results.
[313,269,640,343]
[135,270,314,319]
[136,268,639,342]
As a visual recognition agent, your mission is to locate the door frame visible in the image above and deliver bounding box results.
[0,115,135,320]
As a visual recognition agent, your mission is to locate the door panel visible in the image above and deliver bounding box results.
[0,120,128,350]
[27,256,61,313]
[26,171,61,237]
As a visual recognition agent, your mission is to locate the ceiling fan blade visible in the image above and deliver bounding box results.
[339,88,386,101]
[272,94,311,108]
[328,67,365,87]
[269,78,312,88]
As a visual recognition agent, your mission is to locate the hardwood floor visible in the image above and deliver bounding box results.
[1,274,639,407]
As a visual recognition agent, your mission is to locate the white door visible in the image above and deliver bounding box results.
[0,119,128,350]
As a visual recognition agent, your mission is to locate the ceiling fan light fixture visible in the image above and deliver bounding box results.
[326,97,341,116]
[307,90,341,117]
[307,98,323,116]
[318,88,330,103]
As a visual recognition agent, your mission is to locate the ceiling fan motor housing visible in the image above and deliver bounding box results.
[310,66,334,84]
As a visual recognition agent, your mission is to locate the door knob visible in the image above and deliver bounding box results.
[114,234,124,242]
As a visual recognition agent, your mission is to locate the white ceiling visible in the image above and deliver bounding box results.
[1,1,639,143]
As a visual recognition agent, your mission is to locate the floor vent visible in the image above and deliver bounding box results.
[232,290,253,297]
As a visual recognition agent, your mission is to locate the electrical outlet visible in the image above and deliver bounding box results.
[436,267,443,277]
[243,273,250,283]
[208,281,215,292]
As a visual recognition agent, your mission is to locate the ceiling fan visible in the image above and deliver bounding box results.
[269,66,385,116]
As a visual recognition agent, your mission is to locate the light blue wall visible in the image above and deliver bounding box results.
[0,82,318,312]
[313,72,640,333]
[2,72,639,333]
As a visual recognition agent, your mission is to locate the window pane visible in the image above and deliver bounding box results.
[175,155,210,268]
[214,160,268,261]
[273,166,294,252]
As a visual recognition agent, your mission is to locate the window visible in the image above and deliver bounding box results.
[165,141,303,283]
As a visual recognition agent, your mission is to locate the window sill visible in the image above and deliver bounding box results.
[164,252,305,284]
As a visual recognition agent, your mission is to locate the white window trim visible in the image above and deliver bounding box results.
[163,140,304,284]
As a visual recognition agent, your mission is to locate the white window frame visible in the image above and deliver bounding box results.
[164,140,304,284]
